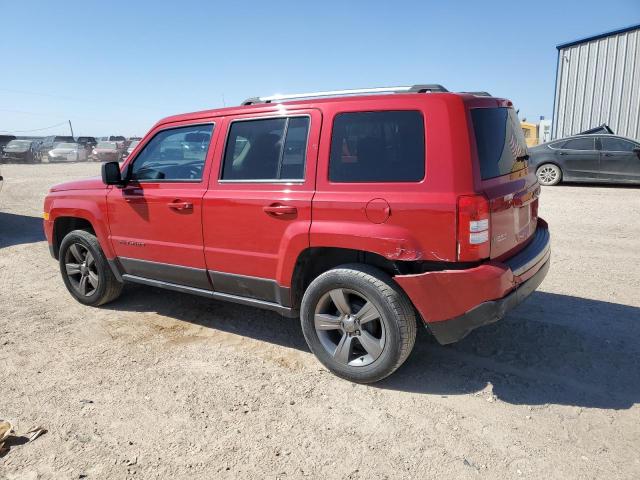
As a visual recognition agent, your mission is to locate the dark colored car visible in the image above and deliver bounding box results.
[34,136,76,162]
[0,135,17,151]
[43,84,551,383]
[90,141,121,162]
[530,134,640,186]
[1,139,36,163]
[77,136,98,149]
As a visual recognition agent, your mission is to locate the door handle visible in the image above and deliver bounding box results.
[167,201,193,211]
[559,152,568,155]
[603,153,613,157]
[263,204,297,217]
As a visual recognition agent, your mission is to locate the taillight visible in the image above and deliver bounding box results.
[457,195,490,261]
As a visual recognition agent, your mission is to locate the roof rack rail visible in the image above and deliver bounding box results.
[241,84,449,105]
[460,91,493,97]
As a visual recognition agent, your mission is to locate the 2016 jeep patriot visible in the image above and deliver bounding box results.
[43,84,550,383]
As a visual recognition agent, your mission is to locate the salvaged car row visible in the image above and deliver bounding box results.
[0,135,141,164]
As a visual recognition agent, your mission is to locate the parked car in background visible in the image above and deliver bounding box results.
[44,142,88,162]
[0,135,17,151]
[121,140,140,161]
[90,141,121,162]
[530,134,640,185]
[76,136,97,149]
[1,139,36,163]
[34,136,75,162]
[98,136,127,150]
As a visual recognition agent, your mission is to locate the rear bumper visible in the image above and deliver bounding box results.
[394,219,550,344]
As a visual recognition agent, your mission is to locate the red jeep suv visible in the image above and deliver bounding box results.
[43,85,550,383]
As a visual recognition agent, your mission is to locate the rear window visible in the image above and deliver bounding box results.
[329,111,425,182]
[471,107,528,180]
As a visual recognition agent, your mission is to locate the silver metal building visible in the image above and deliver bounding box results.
[552,24,640,141]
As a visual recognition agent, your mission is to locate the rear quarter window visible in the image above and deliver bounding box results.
[471,107,528,180]
[329,111,425,182]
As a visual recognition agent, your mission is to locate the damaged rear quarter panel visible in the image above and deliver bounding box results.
[309,191,458,262]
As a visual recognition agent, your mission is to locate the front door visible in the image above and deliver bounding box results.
[557,136,599,180]
[202,110,320,304]
[106,122,217,289]
[598,136,640,183]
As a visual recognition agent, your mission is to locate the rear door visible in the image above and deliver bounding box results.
[598,136,640,183]
[556,137,599,180]
[470,106,539,259]
[201,110,320,302]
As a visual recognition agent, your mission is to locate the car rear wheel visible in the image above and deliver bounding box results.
[59,229,123,306]
[300,264,416,383]
[536,163,562,186]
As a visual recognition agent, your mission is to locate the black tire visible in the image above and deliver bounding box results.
[300,264,416,383]
[59,229,123,306]
[536,163,562,186]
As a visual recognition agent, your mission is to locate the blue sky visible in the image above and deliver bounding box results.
[1,0,638,136]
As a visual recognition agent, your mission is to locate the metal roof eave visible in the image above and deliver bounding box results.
[556,23,640,50]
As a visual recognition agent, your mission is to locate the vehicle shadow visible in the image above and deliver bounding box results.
[381,291,640,410]
[558,181,640,189]
[0,212,45,248]
[107,286,640,410]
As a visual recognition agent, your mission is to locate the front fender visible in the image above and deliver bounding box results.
[46,192,113,258]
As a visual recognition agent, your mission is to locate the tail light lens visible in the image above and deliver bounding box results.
[457,195,490,261]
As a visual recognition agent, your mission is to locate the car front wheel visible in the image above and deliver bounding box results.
[536,163,562,186]
[300,264,416,383]
[59,229,123,306]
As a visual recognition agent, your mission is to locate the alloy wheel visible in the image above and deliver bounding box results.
[537,165,559,185]
[314,288,386,367]
[64,243,100,297]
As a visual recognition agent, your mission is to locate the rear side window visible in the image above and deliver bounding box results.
[221,116,309,181]
[600,137,636,152]
[563,137,595,151]
[329,111,425,182]
[471,108,528,180]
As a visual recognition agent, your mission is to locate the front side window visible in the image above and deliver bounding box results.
[562,137,595,151]
[329,111,425,182]
[600,137,637,152]
[221,116,309,181]
[130,124,213,181]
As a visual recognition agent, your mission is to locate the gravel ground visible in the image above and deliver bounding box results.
[1,163,639,479]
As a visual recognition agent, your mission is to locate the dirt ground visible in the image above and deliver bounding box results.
[0,162,639,480]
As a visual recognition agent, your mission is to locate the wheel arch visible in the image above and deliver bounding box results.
[51,216,96,260]
[289,247,428,309]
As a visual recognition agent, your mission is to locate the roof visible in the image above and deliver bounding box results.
[556,23,640,50]
[156,91,509,127]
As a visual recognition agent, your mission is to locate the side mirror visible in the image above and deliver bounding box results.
[101,161,124,186]
[633,147,640,158]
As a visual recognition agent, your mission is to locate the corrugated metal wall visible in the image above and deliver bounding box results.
[553,27,640,140]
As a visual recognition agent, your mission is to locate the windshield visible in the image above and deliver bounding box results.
[5,140,32,150]
[97,142,117,149]
[54,143,77,149]
[471,107,528,180]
